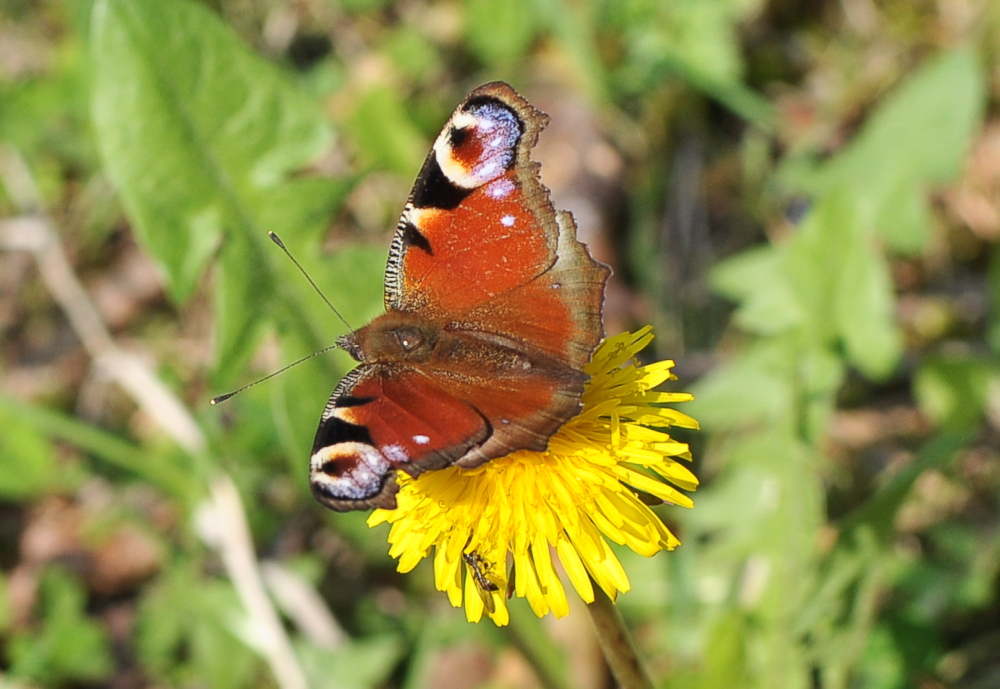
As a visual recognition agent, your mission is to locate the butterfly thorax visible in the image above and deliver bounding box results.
[339,310,566,379]
[338,312,439,364]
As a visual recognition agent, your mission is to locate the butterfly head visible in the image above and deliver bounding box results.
[336,313,441,364]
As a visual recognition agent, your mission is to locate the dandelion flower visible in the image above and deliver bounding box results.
[367,328,698,625]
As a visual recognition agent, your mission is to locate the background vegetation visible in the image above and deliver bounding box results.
[1,0,999,687]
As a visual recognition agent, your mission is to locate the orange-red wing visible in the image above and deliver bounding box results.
[384,82,608,371]
[309,365,487,512]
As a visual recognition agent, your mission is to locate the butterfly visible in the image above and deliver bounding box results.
[310,82,609,512]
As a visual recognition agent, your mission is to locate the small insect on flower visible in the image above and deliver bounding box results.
[369,328,699,625]
[463,551,504,615]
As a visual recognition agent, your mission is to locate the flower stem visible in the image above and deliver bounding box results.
[586,583,654,689]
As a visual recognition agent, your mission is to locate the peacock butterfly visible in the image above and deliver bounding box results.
[310,82,609,512]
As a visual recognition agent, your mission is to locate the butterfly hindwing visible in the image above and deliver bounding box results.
[310,366,488,511]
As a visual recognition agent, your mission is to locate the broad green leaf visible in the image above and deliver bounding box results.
[714,247,805,335]
[688,336,844,438]
[8,568,114,684]
[781,187,902,377]
[465,0,539,66]
[733,264,806,335]
[90,0,339,373]
[782,189,858,346]
[913,355,1000,431]
[833,236,902,379]
[696,611,747,688]
[0,406,64,500]
[137,561,262,689]
[856,625,906,689]
[780,49,986,254]
[708,245,781,302]
[346,86,427,175]
[298,636,403,689]
[842,50,983,186]
[687,340,796,432]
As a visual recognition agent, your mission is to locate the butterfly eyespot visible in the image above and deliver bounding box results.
[448,125,471,148]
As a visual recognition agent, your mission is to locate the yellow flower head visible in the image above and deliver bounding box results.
[367,328,699,625]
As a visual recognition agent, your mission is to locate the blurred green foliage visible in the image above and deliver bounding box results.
[7,568,114,685]
[1,0,999,687]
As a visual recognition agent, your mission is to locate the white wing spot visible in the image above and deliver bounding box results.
[487,178,515,199]
[382,444,409,463]
[413,434,430,445]
[501,215,516,227]
[477,160,499,178]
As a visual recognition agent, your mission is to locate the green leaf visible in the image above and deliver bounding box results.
[849,50,984,185]
[137,561,262,689]
[711,245,805,335]
[0,406,64,500]
[781,49,986,253]
[298,636,403,689]
[687,340,796,432]
[90,0,339,373]
[708,245,781,302]
[696,611,747,688]
[346,86,427,175]
[783,187,903,377]
[833,232,902,379]
[913,355,1000,431]
[782,188,859,346]
[8,568,114,684]
[465,0,539,66]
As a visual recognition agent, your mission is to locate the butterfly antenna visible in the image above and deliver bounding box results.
[268,231,352,331]
[210,344,342,405]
